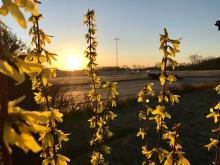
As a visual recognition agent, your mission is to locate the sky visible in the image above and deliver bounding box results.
[3,0,220,70]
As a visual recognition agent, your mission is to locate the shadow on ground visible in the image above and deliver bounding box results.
[13,88,218,165]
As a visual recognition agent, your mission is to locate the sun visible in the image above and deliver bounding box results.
[63,55,83,71]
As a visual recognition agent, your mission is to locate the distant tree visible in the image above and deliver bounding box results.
[0,25,37,110]
[205,56,215,61]
[154,62,161,68]
[188,54,203,64]
[0,26,26,55]
[132,64,145,70]
[122,65,129,69]
[132,64,137,69]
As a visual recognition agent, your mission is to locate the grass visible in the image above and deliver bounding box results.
[12,87,219,164]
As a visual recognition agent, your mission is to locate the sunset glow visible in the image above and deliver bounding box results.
[59,55,84,71]
[6,0,220,68]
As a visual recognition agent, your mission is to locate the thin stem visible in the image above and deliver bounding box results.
[42,84,57,160]
[155,42,168,165]
[144,106,149,165]
[214,93,220,165]
[34,15,42,63]
[142,87,150,164]
[35,16,41,52]
[0,26,11,165]
[33,15,57,162]
[171,128,178,165]
[0,73,11,165]
[214,128,220,165]
[162,57,167,105]
[87,11,102,164]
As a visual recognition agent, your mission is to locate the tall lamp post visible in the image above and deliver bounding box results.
[215,20,220,31]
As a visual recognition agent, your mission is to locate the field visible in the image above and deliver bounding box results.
[12,70,220,164]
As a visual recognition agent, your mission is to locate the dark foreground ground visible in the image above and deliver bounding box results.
[13,88,219,165]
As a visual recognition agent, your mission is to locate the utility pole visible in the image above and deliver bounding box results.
[114,36,119,70]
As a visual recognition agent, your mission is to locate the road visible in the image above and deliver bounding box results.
[51,70,220,104]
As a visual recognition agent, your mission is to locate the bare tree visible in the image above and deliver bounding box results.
[188,54,203,65]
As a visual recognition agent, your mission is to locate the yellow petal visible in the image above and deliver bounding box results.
[3,122,19,153]
[0,59,25,85]
[214,102,220,110]
[164,155,172,165]
[137,128,146,139]
[178,155,191,165]
[0,3,9,16]
[159,74,166,86]
[56,154,70,165]
[9,2,26,28]
[17,133,41,153]
[15,58,42,74]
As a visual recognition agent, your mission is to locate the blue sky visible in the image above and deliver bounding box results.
[3,0,220,69]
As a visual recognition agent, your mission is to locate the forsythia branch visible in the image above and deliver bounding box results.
[137,28,189,165]
[206,84,220,165]
[84,9,118,165]
[27,7,70,164]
